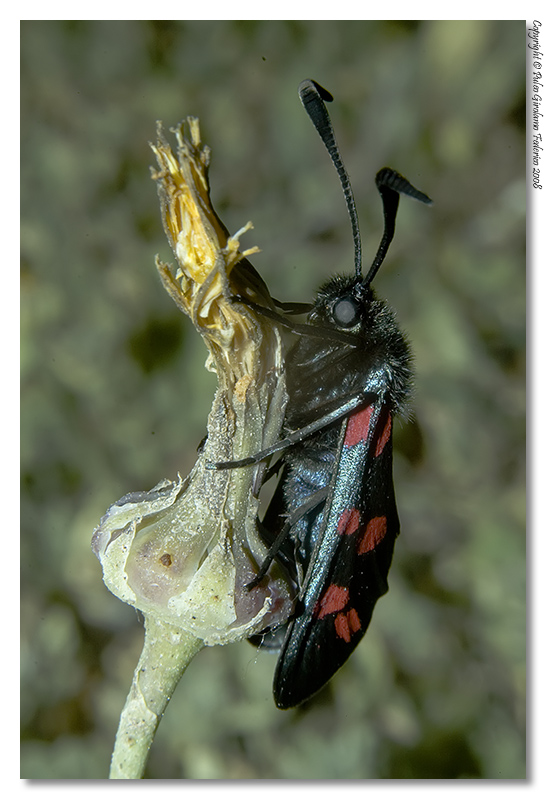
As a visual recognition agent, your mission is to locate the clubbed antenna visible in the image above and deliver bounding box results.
[298,80,432,289]
[363,167,433,287]
[298,79,362,279]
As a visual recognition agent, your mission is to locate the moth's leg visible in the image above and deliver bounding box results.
[207,390,378,470]
[246,487,329,590]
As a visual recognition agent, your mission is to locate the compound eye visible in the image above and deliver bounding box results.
[332,296,359,328]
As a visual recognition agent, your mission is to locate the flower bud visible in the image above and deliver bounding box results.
[93,117,295,646]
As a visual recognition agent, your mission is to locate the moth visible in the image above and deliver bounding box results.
[213,79,431,708]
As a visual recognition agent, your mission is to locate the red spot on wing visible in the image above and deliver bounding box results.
[315,586,362,642]
[315,584,348,619]
[337,508,361,536]
[344,405,373,447]
[334,608,362,642]
[358,516,388,554]
[374,412,392,457]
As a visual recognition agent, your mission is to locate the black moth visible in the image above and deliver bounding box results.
[213,79,431,708]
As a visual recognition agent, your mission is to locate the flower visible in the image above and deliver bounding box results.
[92,117,295,646]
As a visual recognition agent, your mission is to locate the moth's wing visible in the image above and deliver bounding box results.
[273,403,400,709]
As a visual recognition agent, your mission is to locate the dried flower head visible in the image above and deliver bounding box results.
[92,117,294,646]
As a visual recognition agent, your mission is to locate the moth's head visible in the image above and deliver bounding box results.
[311,274,381,335]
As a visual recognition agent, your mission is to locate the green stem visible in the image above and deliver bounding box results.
[109,616,204,779]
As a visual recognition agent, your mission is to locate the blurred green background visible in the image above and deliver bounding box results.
[21,20,525,779]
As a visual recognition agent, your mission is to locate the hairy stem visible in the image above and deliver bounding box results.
[110,616,204,779]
